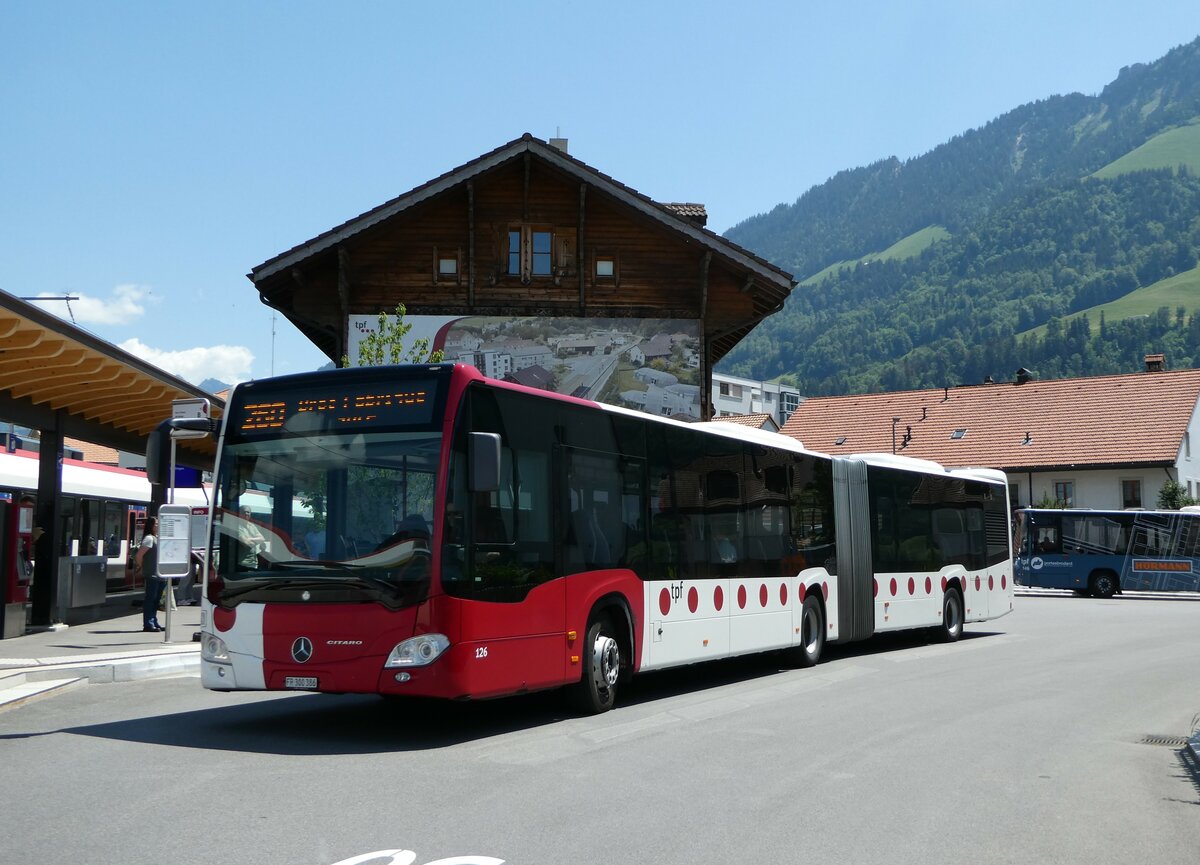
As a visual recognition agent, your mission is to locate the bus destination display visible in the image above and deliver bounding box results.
[234,381,437,436]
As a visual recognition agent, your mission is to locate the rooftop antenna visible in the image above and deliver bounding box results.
[19,294,79,324]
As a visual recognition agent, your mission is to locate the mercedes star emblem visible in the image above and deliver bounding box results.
[291,636,314,664]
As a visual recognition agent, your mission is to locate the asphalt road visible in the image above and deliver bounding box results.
[2,595,1199,865]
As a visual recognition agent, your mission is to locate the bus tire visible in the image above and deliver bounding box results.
[1089,571,1118,599]
[785,594,825,668]
[931,587,964,643]
[567,615,621,714]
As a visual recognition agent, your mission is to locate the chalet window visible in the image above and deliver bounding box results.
[531,230,552,276]
[596,257,615,278]
[506,226,571,280]
[434,247,460,284]
[1054,481,1074,508]
[507,231,522,275]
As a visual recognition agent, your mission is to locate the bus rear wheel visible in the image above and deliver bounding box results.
[568,615,621,714]
[1089,571,1118,599]
[931,587,964,643]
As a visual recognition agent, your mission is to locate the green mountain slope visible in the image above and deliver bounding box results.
[1020,263,1200,339]
[719,36,1200,394]
[1093,120,1200,178]
[800,226,950,286]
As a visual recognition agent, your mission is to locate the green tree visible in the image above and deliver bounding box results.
[342,303,445,367]
[1156,479,1197,509]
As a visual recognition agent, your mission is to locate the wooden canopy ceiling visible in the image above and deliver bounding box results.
[0,292,222,466]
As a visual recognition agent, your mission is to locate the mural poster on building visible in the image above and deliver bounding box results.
[346,314,702,420]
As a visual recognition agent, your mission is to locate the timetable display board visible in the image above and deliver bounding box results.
[156,504,193,580]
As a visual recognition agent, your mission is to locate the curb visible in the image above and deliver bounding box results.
[0,675,87,713]
[0,651,200,712]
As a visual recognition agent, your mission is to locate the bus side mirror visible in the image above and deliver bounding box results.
[469,432,501,493]
[145,420,173,487]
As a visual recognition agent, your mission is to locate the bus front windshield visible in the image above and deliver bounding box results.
[211,430,443,606]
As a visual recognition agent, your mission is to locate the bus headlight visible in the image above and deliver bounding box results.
[384,634,450,668]
[201,633,231,663]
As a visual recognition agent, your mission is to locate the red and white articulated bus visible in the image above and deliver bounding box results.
[199,363,1013,712]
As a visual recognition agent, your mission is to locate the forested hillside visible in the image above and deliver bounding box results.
[720,36,1200,394]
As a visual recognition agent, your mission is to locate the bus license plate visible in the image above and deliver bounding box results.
[284,676,318,690]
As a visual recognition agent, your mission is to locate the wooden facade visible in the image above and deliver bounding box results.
[249,134,795,417]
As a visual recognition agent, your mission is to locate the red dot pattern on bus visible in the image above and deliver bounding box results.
[652,572,1006,617]
[213,606,236,632]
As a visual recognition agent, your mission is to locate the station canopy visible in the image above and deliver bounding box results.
[0,291,221,467]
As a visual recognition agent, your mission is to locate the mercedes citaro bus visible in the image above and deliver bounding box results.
[198,363,1013,712]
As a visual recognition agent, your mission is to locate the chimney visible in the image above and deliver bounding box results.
[1015,367,1033,385]
[1144,353,1165,372]
[549,137,569,154]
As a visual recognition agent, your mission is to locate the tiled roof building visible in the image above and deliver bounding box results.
[709,413,779,432]
[779,363,1200,510]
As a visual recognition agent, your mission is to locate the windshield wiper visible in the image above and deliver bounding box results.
[220,569,409,598]
[273,560,367,570]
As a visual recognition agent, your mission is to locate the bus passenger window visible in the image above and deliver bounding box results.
[1037,528,1059,553]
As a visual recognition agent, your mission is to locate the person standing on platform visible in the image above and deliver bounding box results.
[136,517,163,632]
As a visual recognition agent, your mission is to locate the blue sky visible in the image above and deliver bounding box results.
[2,2,1195,387]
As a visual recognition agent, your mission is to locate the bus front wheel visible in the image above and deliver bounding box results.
[784,594,825,668]
[568,615,621,714]
[931,587,964,643]
[1089,571,1119,599]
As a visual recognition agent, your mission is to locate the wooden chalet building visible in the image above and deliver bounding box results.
[780,358,1200,511]
[248,134,795,419]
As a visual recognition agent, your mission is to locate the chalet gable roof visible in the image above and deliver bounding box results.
[248,133,793,295]
[779,367,1200,471]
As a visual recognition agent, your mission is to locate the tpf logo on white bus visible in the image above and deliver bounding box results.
[330,851,504,865]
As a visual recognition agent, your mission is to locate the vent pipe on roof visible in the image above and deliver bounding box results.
[1144,353,1165,372]
[1015,367,1033,385]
